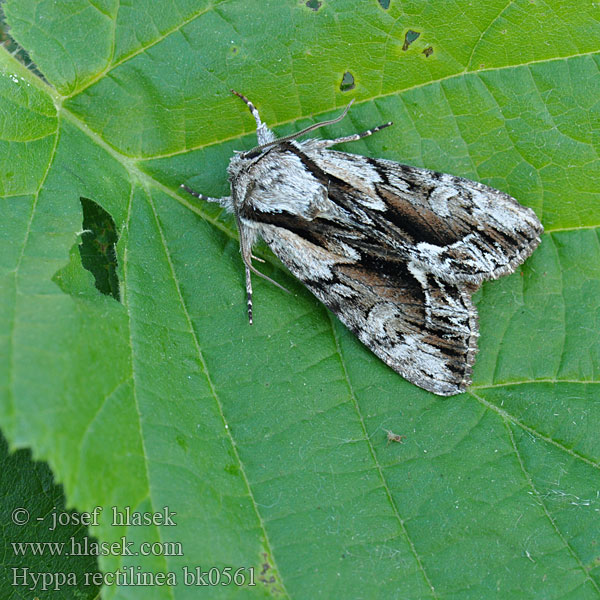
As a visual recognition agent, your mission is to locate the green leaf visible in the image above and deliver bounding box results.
[1,0,599,598]
[0,431,100,599]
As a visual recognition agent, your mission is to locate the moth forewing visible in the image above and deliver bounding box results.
[182,91,543,396]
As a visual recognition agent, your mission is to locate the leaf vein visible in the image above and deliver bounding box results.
[144,188,291,598]
[469,390,600,470]
[503,413,600,594]
[327,315,439,599]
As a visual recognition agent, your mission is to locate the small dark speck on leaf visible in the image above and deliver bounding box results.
[422,46,434,57]
[306,0,322,10]
[224,464,239,476]
[176,434,188,452]
[402,30,420,51]
[377,0,391,8]
[340,71,355,92]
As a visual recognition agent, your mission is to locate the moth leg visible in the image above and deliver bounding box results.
[238,220,290,324]
[247,264,291,295]
[236,224,255,324]
[231,89,276,145]
[180,184,230,205]
[319,121,393,148]
[244,262,253,325]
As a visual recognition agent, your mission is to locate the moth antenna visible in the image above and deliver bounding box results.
[231,89,276,145]
[243,100,355,157]
[180,184,222,203]
[322,121,394,148]
[276,99,355,142]
[231,89,263,129]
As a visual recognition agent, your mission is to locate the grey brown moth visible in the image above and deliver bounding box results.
[182,90,543,396]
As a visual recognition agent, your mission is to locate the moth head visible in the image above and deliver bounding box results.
[227,151,251,180]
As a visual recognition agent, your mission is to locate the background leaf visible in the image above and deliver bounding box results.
[1,0,599,598]
[0,431,100,600]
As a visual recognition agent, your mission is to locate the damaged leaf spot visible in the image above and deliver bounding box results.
[258,552,284,594]
[340,71,355,92]
[260,554,275,584]
[305,0,322,10]
[224,463,239,476]
[402,30,421,51]
[377,0,391,8]
[79,197,120,301]
[176,434,188,453]
[422,46,434,57]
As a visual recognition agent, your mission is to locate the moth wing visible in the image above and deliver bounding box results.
[258,224,477,396]
[305,146,543,285]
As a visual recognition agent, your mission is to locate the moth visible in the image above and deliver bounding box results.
[182,90,543,396]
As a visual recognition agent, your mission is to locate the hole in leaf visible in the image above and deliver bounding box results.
[377,0,391,8]
[402,30,421,51]
[79,197,120,301]
[422,46,434,57]
[305,0,322,10]
[340,71,355,92]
